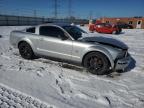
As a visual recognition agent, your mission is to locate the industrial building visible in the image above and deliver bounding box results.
[98,17,144,29]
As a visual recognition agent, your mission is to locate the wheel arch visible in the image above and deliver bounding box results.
[18,38,34,51]
[82,48,114,69]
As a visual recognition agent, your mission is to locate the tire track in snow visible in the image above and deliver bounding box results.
[0,83,55,108]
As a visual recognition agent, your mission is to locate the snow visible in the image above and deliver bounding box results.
[0,26,144,108]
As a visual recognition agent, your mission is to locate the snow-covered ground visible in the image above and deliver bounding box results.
[0,26,144,108]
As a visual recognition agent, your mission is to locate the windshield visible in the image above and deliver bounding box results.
[62,26,87,40]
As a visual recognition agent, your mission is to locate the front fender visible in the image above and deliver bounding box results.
[82,46,115,69]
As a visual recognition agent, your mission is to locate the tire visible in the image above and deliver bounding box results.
[83,52,110,75]
[96,30,101,33]
[116,30,120,34]
[112,30,117,34]
[18,42,35,60]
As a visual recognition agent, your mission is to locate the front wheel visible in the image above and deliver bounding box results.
[112,30,117,34]
[83,52,110,75]
[18,42,35,60]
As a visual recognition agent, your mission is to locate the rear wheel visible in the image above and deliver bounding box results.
[83,52,110,75]
[18,42,35,60]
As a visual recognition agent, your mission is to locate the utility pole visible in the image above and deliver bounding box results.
[68,0,72,18]
[0,0,3,14]
[34,10,37,17]
[54,0,58,18]
[33,10,37,25]
[89,11,93,20]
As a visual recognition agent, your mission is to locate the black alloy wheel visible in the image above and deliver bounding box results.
[18,42,34,60]
[83,52,110,75]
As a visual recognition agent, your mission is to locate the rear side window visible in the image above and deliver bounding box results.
[96,23,104,27]
[105,24,111,27]
[39,26,65,38]
[26,27,35,33]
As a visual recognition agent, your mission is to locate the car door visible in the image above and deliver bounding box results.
[100,23,107,33]
[37,26,73,60]
[104,23,112,33]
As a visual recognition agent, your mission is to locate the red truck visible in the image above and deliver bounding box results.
[89,23,122,34]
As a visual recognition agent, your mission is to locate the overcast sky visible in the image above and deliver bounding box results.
[0,0,144,19]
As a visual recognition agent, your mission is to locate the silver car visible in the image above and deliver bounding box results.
[10,23,131,75]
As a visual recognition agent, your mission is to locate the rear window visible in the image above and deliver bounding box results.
[26,27,35,33]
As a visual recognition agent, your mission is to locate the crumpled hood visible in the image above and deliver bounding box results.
[80,36,128,50]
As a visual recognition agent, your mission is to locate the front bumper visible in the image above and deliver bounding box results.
[114,55,131,71]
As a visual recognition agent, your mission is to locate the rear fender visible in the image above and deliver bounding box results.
[18,38,35,52]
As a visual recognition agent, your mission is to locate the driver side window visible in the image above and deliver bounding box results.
[39,26,65,38]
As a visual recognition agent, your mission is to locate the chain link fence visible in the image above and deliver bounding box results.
[0,15,88,26]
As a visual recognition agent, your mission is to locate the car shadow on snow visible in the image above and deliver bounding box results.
[119,31,125,34]
[32,55,136,76]
[115,31,125,35]
[61,55,136,77]
[123,56,136,72]
[61,63,84,72]
[0,35,2,38]
[106,56,136,78]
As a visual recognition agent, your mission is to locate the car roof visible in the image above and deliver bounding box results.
[36,23,72,28]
